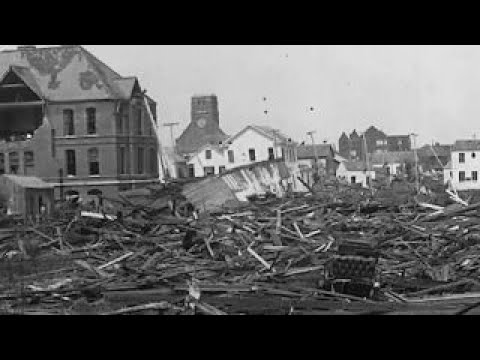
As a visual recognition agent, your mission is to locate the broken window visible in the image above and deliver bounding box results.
[0,154,4,175]
[86,108,97,135]
[249,149,256,161]
[63,109,74,136]
[268,147,275,160]
[228,150,234,163]
[119,147,126,175]
[206,149,212,160]
[459,171,466,182]
[8,152,19,174]
[137,147,144,174]
[459,153,465,163]
[473,171,478,181]
[149,148,157,174]
[24,151,34,174]
[66,150,76,177]
[88,148,100,176]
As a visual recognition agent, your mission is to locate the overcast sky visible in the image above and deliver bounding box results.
[2,45,480,148]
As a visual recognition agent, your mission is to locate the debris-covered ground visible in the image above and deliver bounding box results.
[2,179,480,315]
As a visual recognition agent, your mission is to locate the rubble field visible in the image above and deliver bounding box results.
[2,179,480,315]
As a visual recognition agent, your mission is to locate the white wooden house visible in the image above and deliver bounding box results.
[444,140,480,191]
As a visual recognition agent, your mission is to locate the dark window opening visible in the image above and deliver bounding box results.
[473,153,477,159]
[136,107,142,135]
[249,149,256,161]
[88,148,100,176]
[24,151,34,174]
[86,108,97,135]
[205,149,212,160]
[63,109,74,136]
[0,154,4,175]
[116,112,123,135]
[459,171,466,182]
[188,164,195,178]
[66,150,76,176]
[219,166,226,174]
[351,176,356,184]
[65,190,79,202]
[87,189,103,206]
[268,147,275,160]
[459,153,465,163]
[119,147,126,175]
[149,148,157,174]
[473,171,478,181]
[8,152,19,174]
[137,147,144,174]
[204,166,215,176]
[228,150,234,163]
[51,129,56,157]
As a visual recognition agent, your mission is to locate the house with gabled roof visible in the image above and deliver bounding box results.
[0,45,160,201]
[444,139,480,191]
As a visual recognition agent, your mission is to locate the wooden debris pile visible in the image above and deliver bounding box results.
[2,182,480,315]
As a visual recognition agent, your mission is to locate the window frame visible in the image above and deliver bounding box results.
[473,171,478,181]
[205,149,212,160]
[66,150,76,177]
[88,148,100,176]
[86,107,97,135]
[459,171,466,182]
[137,147,145,174]
[63,109,75,136]
[459,153,465,164]
[228,150,235,163]
[249,149,256,162]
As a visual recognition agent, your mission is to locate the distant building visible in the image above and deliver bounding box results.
[387,135,412,152]
[444,140,480,191]
[296,144,337,176]
[367,151,416,178]
[417,143,451,172]
[185,125,297,179]
[176,95,228,156]
[339,126,412,160]
[336,160,375,188]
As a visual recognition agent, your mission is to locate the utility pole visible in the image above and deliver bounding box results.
[163,122,180,150]
[362,132,371,189]
[410,133,419,193]
[307,131,319,183]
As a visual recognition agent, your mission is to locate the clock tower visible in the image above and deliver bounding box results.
[191,95,220,127]
[176,94,228,155]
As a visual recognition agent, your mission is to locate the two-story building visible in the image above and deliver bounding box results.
[444,140,480,191]
[185,125,298,178]
[0,45,160,201]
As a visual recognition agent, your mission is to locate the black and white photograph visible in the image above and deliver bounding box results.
[0,44,478,315]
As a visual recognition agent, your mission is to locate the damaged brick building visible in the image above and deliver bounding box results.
[0,45,160,200]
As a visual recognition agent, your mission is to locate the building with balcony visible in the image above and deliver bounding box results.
[0,45,160,201]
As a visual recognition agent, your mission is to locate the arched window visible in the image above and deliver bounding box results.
[86,108,97,135]
[88,148,100,175]
[63,109,74,136]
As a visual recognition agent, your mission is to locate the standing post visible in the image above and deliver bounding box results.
[58,168,64,202]
[411,133,419,194]
[362,133,371,189]
[307,131,319,183]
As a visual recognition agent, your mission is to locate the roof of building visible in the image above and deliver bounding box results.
[452,140,480,151]
[444,161,452,170]
[0,45,146,102]
[368,151,416,165]
[225,125,296,146]
[343,161,368,172]
[417,144,452,157]
[176,122,228,155]
[1,175,54,189]
[297,144,334,159]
